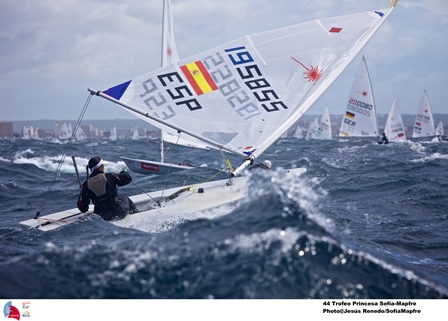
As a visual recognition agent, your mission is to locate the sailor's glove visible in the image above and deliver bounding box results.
[77,200,89,213]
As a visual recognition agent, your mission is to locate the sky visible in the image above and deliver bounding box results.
[1,0,447,121]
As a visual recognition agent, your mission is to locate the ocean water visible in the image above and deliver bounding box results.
[0,136,447,299]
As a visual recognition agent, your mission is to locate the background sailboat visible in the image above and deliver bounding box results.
[22,126,30,140]
[339,56,378,137]
[75,126,87,141]
[67,123,73,139]
[306,118,319,140]
[314,105,332,140]
[110,127,117,141]
[132,128,139,140]
[435,121,444,136]
[59,123,69,140]
[32,128,39,139]
[412,90,435,138]
[121,0,205,175]
[384,93,406,141]
[293,125,304,139]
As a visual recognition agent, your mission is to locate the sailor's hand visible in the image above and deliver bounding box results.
[77,200,89,213]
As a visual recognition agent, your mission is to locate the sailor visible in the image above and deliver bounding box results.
[437,135,442,142]
[249,159,272,171]
[77,156,138,221]
[380,132,389,144]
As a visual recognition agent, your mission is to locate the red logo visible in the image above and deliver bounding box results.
[291,57,323,84]
[3,302,20,321]
[140,162,160,172]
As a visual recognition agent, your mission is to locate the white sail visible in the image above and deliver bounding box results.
[59,123,69,140]
[306,118,319,140]
[32,128,39,139]
[293,125,304,139]
[384,93,406,141]
[412,90,435,138]
[110,127,117,141]
[132,128,139,140]
[339,56,378,137]
[67,123,73,139]
[315,105,332,140]
[161,0,179,67]
[91,4,397,174]
[435,121,444,136]
[76,126,87,141]
[22,126,30,140]
[162,131,209,149]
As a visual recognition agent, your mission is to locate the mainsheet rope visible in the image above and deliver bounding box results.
[158,131,233,200]
[34,93,92,219]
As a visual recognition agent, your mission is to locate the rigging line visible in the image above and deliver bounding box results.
[131,181,160,206]
[159,130,183,198]
[34,93,92,219]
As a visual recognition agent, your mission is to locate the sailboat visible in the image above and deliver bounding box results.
[59,123,69,140]
[435,121,444,136]
[110,127,117,141]
[67,124,73,139]
[293,124,304,139]
[412,90,435,138]
[132,128,139,140]
[32,128,39,139]
[383,93,406,142]
[339,56,378,137]
[22,126,30,140]
[121,0,206,175]
[314,105,332,140]
[75,126,87,141]
[20,2,398,231]
[306,118,319,140]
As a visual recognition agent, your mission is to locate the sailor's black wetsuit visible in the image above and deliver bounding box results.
[77,170,137,221]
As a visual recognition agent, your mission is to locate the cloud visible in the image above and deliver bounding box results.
[0,0,447,120]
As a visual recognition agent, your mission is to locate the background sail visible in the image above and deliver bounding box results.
[315,105,332,140]
[132,128,139,140]
[293,125,304,139]
[412,90,435,138]
[59,123,69,140]
[99,6,396,158]
[110,127,117,141]
[22,126,30,140]
[435,121,444,136]
[76,126,87,141]
[384,93,406,141]
[339,56,378,137]
[306,118,319,140]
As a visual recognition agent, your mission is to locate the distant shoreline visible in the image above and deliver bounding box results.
[4,113,448,139]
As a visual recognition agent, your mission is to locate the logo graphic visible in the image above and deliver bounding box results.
[3,302,20,320]
[166,46,172,58]
[291,57,323,84]
[329,27,343,33]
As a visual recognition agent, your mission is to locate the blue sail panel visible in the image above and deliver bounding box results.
[103,80,131,100]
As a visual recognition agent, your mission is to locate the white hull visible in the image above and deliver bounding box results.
[19,168,306,232]
[121,156,194,175]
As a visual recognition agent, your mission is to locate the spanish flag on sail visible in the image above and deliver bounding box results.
[180,60,218,96]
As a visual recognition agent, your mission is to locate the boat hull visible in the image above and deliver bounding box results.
[19,168,306,232]
[121,156,194,175]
